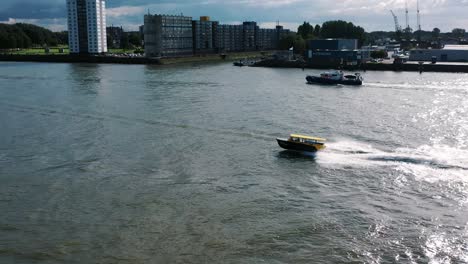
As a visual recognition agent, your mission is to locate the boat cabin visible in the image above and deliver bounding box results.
[288,134,326,145]
[320,70,343,80]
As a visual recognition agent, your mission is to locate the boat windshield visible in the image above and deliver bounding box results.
[320,71,343,80]
[289,137,324,145]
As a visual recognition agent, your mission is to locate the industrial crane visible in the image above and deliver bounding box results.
[390,10,403,40]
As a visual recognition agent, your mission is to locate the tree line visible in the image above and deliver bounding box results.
[365,28,466,44]
[108,31,142,50]
[281,20,467,53]
[0,23,143,50]
[280,20,366,53]
[0,23,67,49]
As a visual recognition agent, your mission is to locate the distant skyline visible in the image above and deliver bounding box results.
[0,0,467,32]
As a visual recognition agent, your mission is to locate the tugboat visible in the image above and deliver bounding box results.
[233,60,255,67]
[306,70,363,85]
[276,134,326,152]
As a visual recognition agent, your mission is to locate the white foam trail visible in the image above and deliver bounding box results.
[316,139,468,183]
[365,79,468,91]
[316,139,386,167]
[424,232,468,264]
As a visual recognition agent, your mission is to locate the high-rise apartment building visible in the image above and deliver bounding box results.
[215,24,243,52]
[144,14,193,58]
[243,22,257,51]
[256,28,276,50]
[67,0,107,54]
[192,17,217,54]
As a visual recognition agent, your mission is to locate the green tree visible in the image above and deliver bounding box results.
[0,24,33,49]
[394,30,402,42]
[370,50,388,59]
[452,28,466,39]
[294,35,306,54]
[279,34,295,50]
[297,22,314,39]
[279,33,305,54]
[0,30,9,49]
[403,26,413,40]
[320,20,366,47]
[7,35,17,48]
[121,33,130,49]
[432,28,440,40]
[0,23,62,48]
[53,31,69,45]
[314,24,321,37]
[128,32,142,47]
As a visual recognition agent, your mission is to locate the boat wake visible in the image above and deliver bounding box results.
[316,139,468,182]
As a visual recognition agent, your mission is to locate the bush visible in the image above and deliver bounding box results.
[371,50,388,59]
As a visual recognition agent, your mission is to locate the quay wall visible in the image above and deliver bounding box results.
[0,55,161,64]
[253,59,468,73]
[0,52,265,65]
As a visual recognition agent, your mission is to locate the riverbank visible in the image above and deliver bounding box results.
[253,59,468,73]
[0,52,266,65]
[0,54,160,64]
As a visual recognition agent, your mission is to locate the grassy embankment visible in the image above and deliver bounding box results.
[160,51,269,65]
[7,47,69,55]
[2,47,270,65]
[5,47,138,55]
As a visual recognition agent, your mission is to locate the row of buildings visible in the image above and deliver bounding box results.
[66,1,291,56]
[143,14,291,58]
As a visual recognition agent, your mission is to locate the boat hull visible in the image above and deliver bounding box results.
[306,76,362,86]
[276,138,324,152]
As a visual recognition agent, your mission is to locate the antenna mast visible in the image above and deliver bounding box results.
[405,0,409,31]
[417,0,421,42]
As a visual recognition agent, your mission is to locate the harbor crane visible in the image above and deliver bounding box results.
[390,10,403,40]
[390,10,402,32]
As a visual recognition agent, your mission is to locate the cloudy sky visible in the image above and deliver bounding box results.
[0,0,467,32]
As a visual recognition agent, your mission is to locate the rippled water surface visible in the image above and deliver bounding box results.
[1,62,468,263]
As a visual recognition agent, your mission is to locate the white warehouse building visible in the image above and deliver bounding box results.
[409,45,468,62]
[67,0,107,54]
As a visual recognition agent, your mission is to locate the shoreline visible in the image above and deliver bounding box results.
[0,52,265,66]
[3,54,468,73]
[252,59,468,73]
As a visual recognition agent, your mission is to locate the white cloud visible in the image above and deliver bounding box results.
[106,6,145,18]
[1,0,466,32]
[0,18,16,24]
[200,0,305,7]
[1,18,67,31]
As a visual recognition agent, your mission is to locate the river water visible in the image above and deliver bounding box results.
[0,62,467,263]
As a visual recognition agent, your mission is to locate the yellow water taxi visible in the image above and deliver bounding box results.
[276,134,326,152]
